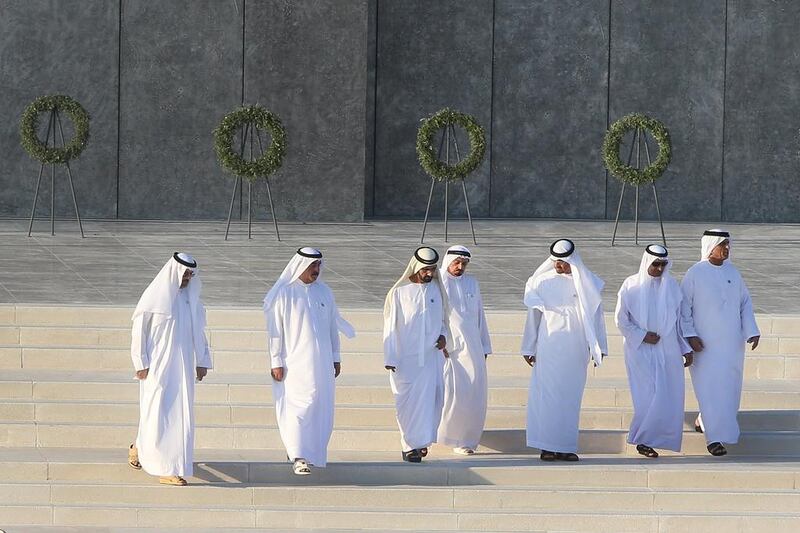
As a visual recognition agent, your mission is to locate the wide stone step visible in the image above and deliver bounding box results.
[2,399,798,432]
[2,419,799,456]
[3,371,800,410]
[4,448,799,488]
[2,323,798,356]
[3,346,799,381]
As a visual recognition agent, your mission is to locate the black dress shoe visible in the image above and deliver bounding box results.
[707,442,727,456]
[636,444,659,458]
[419,447,429,457]
[539,450,557,461]
[555,452,580,462]
[402,450,422,463]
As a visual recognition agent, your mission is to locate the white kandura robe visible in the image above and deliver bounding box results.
[132,290,212,477]
[384,282,447,452]
[521,271,608,453]
[616,278,689,452]
[265,281,341,467]
[681,261,759,445]
[437,273,492,449]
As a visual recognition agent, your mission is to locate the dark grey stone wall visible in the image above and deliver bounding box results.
[373,0,493,218]
[0,0,118,219]
[724,1,800,222]
[245,0,367,222]
[607,0,725,222]
[118,0,242,220]
[2,0,800,223]
[490,0,608,219]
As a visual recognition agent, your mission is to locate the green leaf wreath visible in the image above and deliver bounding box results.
[213,105,286,181]
[602,113,671,186]
[416,108,486,182]
[20,95,90,164]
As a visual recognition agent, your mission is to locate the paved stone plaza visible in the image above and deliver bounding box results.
[1,218,798,313]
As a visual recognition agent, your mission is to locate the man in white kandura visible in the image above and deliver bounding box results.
[128,252,212,486]
[437,245,492,455]
[615,244,693,458]
[384,246,449,463]
[521,239,608,462]
[681,230,760,456]
[263,247,354,476]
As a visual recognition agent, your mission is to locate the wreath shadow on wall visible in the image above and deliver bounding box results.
[602,113,671,246]
[214,105,286,241]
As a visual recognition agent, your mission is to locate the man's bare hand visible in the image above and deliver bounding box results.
[442,348,450,359]
[196,367,208,381]
[334,362,341,378]
[643,332,661,345]
[748,335,760,350]
[523,355,535,367]
[683,352,694,367]
[135,368,149,380]
[688,336,704,352]
[435,335,446,350]
[385,365,396,372]
[271,367,285,382]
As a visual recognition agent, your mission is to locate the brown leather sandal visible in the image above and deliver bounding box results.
[159,475,188,486]
[128,444,142,470]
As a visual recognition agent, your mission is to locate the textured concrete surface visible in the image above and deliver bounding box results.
[0,0,119,219]
[117,0,242,220]
[3,218,799,314]
[608,0,725,222]
[2,1,800,223]
[373,0,493,218]
[245,0,368,223]
[490,0,608,219]
[723,1,800,222]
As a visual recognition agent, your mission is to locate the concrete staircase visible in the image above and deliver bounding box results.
[1,305,799,531]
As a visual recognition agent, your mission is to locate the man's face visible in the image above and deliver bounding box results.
[447,258,469,277]
[647,260,668,277]
[709,240,730,262]
[554,260,572,275]
[417,266,436,283]
[299,260,321,284]
[180,269,193,289]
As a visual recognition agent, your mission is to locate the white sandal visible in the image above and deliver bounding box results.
[292,459,311,476]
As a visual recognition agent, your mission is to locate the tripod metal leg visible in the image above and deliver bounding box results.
[611,183,626,246]
[264,178,280,241]
[444,127,450,242]
[420,179,435,244]
[634,186,640,245]
[50,162,55,236]
[652,183,667,246]
[247,181,252,240]
[462,179,477,245]
[224,177,241,241]
[63,163,85,238]
[27,162,46,237]
[55,111,84,237]
[254,129,281,241]
[28,111,55,237]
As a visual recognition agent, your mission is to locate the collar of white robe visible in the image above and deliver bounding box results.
[524,239,605,366]
[262,248,355,338]
[700,228,731,261]
[132,252,203,328]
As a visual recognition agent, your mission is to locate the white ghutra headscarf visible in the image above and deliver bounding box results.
[622,244,681,336]
[700,229,731,261]
[523,239,605,366]
[263,247,354,338]
[439,245,471,313]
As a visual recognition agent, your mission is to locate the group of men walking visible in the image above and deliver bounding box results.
[126,229,759,485]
